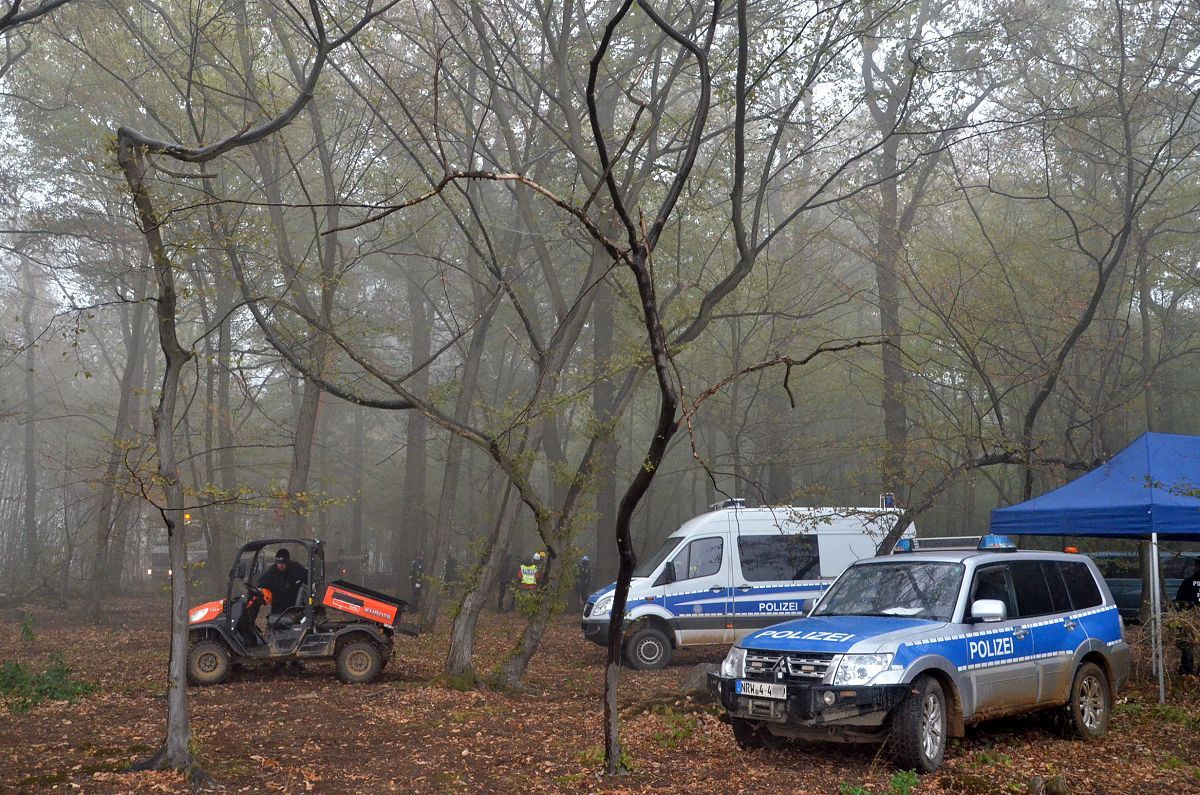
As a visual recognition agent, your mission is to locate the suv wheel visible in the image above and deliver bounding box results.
[1067,662,1110,740]
[623,626,671,670]
[187,639,231,686]
[336,640,383,684]
[730,717,785,750]
[890,675,946,773]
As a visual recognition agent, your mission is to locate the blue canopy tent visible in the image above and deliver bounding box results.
[990,432,1200,702]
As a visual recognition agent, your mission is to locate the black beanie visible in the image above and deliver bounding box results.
[275,548,290,562]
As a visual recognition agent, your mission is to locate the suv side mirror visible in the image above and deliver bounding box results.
[970,598,1006,623]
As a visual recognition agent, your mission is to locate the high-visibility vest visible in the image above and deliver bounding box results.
[519,564,538,587]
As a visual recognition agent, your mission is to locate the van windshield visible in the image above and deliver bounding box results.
[813,561,964,622]
[633,536,684,579]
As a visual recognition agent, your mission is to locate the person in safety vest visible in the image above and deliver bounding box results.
[1175,558,1200,676]
[519,554,541,591]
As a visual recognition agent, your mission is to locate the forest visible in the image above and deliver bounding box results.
[1,0,1200,790]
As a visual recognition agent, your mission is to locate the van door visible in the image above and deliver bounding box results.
[730,533,820,639]
[660,535,731,645]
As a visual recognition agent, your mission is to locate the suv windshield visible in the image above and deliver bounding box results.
[633,536,683,578]
[814,561,964,622]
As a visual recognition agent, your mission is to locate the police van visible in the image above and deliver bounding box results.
[708,536,1131,772]
[580,500,913,669]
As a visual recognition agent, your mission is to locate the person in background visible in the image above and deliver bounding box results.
[1175,557,1200,676]
[519,553,540,593]
[497,550,516,613]
[409,550,425,612]
[576,555,592,608]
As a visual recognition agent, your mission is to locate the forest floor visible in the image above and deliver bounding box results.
[0,594,1198,794]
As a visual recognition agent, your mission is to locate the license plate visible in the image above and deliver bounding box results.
[735,680,786,699]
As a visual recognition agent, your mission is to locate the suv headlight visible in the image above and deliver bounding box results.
[831,653,893,686]
[592,596,614,617]
[721,646,747,679]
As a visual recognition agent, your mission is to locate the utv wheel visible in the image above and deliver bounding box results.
[187,639,231,686]
[890,675,946,773]
[336,640,383,684]
[1067,662,1111,740]
[623,626,671,670]
[730,717,785,750]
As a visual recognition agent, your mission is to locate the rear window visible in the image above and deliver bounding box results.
[737,535,819,581]
[1059,562,1103,609]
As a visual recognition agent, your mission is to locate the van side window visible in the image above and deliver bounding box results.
[737,535,818,581]
[672,537,723,580]
[1010,560,1054,617]
[1059,562,1103,609]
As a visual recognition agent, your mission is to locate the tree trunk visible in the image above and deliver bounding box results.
[116,137,204,782]
[283,378,323,537]
[592,273,619,582]
[20,253,39,581]
[349,404,365,577]
[91,266,150,595]
[444,484,519,684]
[403,275,432,609]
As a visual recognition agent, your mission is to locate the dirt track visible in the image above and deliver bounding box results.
[0,594,1198,793]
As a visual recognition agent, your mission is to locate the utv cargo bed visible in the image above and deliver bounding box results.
[321,580,419,634]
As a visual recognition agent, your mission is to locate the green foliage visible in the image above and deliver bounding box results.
[836,770,921,795]
[974,749,1013,768]
[650,708,698,748]
[575,744,634,772]
[19,617,36,643]
[1148,703,1200,732]
[0,655,96,714]
[888,770,920,795]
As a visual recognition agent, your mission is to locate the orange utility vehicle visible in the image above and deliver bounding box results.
[186,539,417,685]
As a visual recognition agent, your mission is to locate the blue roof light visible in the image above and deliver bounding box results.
[978,534,1017,551]
[893,538,915,553]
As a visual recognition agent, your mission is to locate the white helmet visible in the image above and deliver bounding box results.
[533,552,544,562]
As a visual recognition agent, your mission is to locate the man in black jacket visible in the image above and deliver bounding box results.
[1176,558,1200,676]
[257,548,308,616]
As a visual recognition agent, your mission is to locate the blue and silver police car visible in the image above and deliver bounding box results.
[708,536,1130,772]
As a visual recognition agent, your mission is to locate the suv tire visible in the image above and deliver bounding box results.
[187,639,231,685]
[336,639,383,684]
[1066,662,1110,740]
[730,717,785,750]
[890,675,946,773]
[623,625,671,670]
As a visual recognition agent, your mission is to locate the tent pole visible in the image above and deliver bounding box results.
[1151,532,1165,704]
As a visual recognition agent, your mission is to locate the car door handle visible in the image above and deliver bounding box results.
[1013,628,1029,640]
[736,586,752,593]
[709,586,724,594]
[1063,620,1077,631]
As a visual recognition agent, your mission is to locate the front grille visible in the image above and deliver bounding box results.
[583,602,593,618]
[745,651,835,683]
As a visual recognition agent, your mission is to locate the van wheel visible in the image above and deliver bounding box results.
[730,717,785,750]
[890,675,946,773]
[187,639,231,686]
[1066,662,1110,740]
[623,626,671,670]
[336,640,382,684]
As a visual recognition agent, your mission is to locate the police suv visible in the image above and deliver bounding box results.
[581,501,913,669]
[708,536,1130,772]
